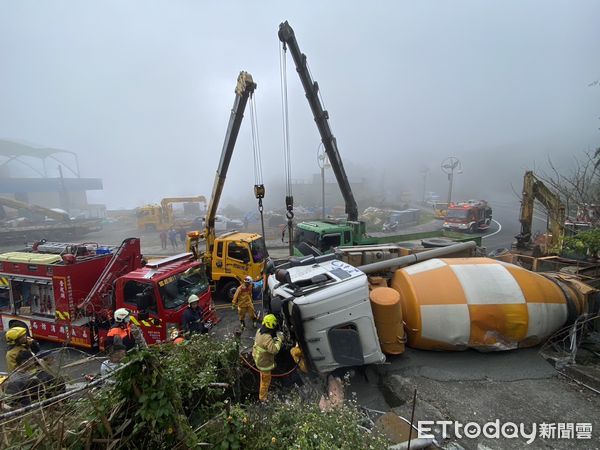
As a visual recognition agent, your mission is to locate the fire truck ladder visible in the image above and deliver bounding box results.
[76,238,140,315]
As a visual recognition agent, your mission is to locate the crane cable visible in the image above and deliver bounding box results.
[249,94,266,238]
[280,41,294,255]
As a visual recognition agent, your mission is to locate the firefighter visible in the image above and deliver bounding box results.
[232,276,258,329]
[181,294,207,337]
[169,327,185,345]
[252,314,283,402]
[5,326,39,372]
[290,343,308,374]
[105,308,136,350]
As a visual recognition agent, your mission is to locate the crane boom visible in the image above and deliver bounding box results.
[205,71,257,254]
[278,21,358,221]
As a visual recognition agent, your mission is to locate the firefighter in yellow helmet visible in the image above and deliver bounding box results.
[232,276,258,330]
[252,314,283,401]
[5,326,40,372]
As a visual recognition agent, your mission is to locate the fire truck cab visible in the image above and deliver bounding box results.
[443,200,492,233]
[0,238,216,349]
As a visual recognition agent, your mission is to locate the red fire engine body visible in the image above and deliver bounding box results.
[442,200,493,233]
[0,238,216,349]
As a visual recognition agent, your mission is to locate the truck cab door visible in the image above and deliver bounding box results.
[120,280,163,344]
[225,242,251,276]
[343,230,352,246]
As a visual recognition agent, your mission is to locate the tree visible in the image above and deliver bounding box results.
[540,149,600,224]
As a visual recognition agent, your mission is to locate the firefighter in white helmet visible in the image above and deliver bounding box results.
[232,276,258,330]
[181,294,207,337]
[105,308,136,350]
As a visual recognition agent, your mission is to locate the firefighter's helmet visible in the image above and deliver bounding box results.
[114,308,131,323]
[5,326,27,343]
[262,314,278,329]
[188,294,200,304]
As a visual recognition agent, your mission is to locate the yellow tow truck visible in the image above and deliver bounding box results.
[136,196,207,231]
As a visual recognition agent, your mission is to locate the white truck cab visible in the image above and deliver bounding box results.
[267,256,385,373]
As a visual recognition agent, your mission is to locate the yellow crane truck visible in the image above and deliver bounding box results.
[187,72,267,301]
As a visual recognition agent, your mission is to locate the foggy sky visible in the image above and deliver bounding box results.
[1,1,598,212]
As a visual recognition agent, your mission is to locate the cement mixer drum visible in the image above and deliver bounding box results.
[391,258,575,351]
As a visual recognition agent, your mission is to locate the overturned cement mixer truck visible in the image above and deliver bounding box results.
[265,241,594,374]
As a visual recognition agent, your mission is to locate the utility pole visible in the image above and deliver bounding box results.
[419,166,429,204]
[317,144,329,220]
[58,165,70,214]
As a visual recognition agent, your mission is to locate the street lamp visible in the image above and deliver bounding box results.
[419,166,430,204]
[441,157,462,205]
[317,143,330,219]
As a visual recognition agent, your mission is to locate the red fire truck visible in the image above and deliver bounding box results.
[442,200,493,233]
[0,238,217,349]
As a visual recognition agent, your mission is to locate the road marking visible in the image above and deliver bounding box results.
[482,219,502,239]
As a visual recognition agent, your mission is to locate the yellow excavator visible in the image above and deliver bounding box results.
[515,170,566,252]
[186,72,268,301]
[136,196,207,231]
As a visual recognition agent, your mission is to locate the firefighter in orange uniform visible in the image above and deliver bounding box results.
[169,327,185,345]
[105,308,135,350]
[232,276,258,329]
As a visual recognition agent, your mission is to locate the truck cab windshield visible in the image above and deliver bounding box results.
[447,209,469,219]
[294,229,320,248]
[158,267,209,310]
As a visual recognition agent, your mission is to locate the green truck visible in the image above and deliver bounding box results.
[293,219,481,256]
[279,22,480,256]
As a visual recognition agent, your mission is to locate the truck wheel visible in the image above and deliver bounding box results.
[220,279,239,302]
[469,224,477,234]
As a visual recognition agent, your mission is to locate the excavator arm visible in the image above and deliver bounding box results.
[278,21,358,222]
[204,72,257,255]
[515,171,566,249]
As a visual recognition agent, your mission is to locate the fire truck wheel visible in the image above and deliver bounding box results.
[220,279,240,303]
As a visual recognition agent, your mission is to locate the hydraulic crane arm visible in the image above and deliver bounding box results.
[204,71,257,254]
[278,21,359,222]
[515,171,566,249]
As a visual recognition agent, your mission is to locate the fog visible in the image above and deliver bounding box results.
[1,1,598,215]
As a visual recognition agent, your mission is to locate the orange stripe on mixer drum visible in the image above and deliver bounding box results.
[409,266,467,305]
[502,265,566,304]
[468,304,528,346]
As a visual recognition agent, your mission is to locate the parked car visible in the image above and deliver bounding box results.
[192,215,244,232]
